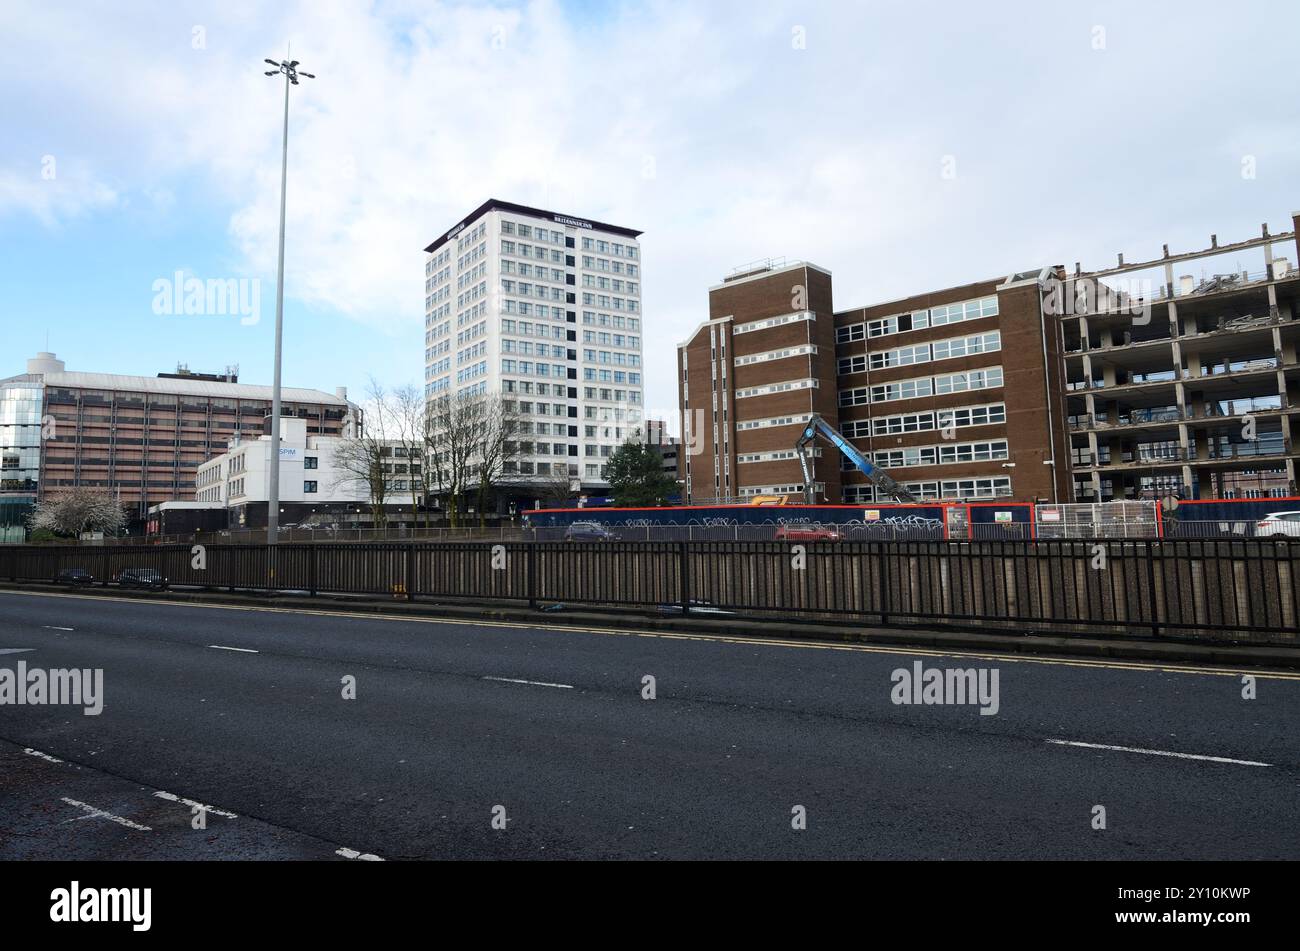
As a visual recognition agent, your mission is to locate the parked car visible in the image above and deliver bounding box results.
[115,568,169,589]
[774,524,842,542]
[53,567,94,586]
[1256,512,1300,538]
[564,521,620,542]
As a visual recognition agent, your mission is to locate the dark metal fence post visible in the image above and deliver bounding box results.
[406,543,415,601]
[309,543,318,597]
[527,542,538,609]
[877,544,890,626]
[1146,539,1160,638]
[679,540,691,615]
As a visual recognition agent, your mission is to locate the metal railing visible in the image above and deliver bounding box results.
[2,539,1298,644]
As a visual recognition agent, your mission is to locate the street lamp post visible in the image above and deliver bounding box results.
[262,54,314,547]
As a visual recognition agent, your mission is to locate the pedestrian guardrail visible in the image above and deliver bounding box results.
[3,538,1297,645]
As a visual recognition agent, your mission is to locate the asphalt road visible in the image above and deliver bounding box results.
[1,588,1297,860]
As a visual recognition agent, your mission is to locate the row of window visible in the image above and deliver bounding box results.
[733,311,814,336]
[736,412,815,432]
[582,368,643,386]
[503,340,567,358]
[838,331,1001,375]
[581,274,639,295]
[579,292,639,312]
[736,344,817,367]
[579,236,637,258]
[836,295,999,344]
[501,241,567,265]
[841,402,1007,438]
[839,366,1004,407]
[500,221,567,244]
[737,448,820,464]
[580,255,638,276]
[583,311,640,330]
[503,299,567,316]
[869,439,1009,469]
[500,360,568,378]
[582,331,639,347]
[842,475,1012,502]
[736,378,820,400]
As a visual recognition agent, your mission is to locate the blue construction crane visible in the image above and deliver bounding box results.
[795,414,918,504]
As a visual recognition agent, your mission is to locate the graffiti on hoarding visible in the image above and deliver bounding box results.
[877,515,943,529]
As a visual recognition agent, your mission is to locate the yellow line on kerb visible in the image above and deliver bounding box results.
[7,588,1300,681]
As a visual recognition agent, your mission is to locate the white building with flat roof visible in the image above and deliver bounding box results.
[196,417,418,528]
[423,199,645,491]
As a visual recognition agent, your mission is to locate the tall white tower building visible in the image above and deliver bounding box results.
[423,200,645,496]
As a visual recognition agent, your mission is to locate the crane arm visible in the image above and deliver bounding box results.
[795,414,918,504]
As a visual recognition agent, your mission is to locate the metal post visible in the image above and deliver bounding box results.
[267,65,289,548]
[406,542,415,601]
[1146,538,1161,638]
[260,54,313,549]
[679,540,691,615]
[878,543,890,625]
[527,542,538,609]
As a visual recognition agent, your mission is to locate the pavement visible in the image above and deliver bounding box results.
[1,588,1298,860]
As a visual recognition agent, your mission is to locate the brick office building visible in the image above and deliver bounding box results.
[0,352,359,531]
[677,260,1071,505]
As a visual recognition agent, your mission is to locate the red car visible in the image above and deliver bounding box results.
[774,524,841,542]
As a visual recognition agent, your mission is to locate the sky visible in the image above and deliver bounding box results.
[2,0,1299,426]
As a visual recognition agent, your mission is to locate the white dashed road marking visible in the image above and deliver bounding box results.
[208,645,258,653]
[1046,739,1273,767]
[482,676,574,689]
[42,626,74,631]
[336,847,384,861]
[23,748,63,763]
[153,790,238,818]
[60,797,152,831]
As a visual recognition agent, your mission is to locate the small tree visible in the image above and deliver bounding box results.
[604,441,676,506]
[28,488,128,537]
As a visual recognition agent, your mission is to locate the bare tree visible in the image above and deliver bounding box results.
[423,390,525,528]
[29,488,128,537]
[392,383,429,527]
[472,393,525,527]
[423,392,472,528]
[536,466,577,507]
[331,378,396,529]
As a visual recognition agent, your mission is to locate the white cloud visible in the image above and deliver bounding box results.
[2,0,1299,412]
[0,165,119,228]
